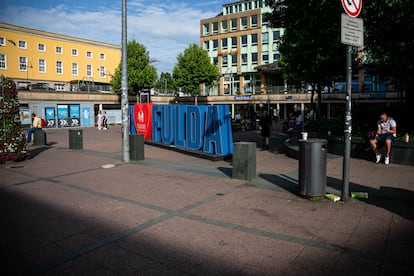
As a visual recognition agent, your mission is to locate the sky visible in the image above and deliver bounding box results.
[0,0,231,74]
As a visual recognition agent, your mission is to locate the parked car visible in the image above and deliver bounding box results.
[30,83,54,91]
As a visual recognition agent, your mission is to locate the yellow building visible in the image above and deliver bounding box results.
[0,22,120,91]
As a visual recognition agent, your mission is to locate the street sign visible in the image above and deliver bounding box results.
[341,0,362,17]
[341,14,364,47]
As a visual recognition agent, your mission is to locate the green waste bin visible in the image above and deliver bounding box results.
[69,129,83,150]
[298,138,327,197]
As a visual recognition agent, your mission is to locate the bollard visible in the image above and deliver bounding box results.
[232,142,256,181]
[69,129,83,150]
[129,134,144,161]
[33,129,47,146]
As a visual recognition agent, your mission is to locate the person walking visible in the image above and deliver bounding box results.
[259,110,272,150]
[369,112,397,165]
[102,111,108,130]
[97,110,103,130]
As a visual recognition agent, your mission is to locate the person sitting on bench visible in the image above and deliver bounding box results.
[369,112,397,165]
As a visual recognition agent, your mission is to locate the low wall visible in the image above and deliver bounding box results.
[284,135,414,166]
[327,136,414,166]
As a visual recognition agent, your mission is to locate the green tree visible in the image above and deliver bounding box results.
[111,40,157,95]
[154,72,176,93]
[265,0,346,117]
[363,0,414,104]
[172,44,218,94]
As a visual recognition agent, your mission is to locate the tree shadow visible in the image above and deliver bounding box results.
[257,173,414,222]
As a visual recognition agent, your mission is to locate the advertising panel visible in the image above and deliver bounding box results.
[45,107,56,128]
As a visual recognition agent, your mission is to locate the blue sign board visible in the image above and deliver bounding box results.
[152,104,233,156]
[82,107,91,127]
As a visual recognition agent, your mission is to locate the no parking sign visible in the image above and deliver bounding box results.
[341,0,362,17]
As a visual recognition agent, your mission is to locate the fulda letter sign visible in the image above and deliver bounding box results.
[152,105,233,156]
[131,104,233,156]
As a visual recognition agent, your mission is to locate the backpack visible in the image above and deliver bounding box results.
[41,118,47,128]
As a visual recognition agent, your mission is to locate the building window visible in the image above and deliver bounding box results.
[86,51,92,58]
[222,55,228,67]
[231,36,237,49]
[203,23,209,35]
[262,52,269,64]
[240,17,247,29]
[55,84,65,91]
[231,19,237,31]
[56,46,62,54]
[241,54,248,65]
[251,33,258,46]
[273,53,280,61]
[262,32,269,44]
[72,62,78,76]
[212,22,218,34]
[38,43,46,52]
[231,54,237,66]
[86,64,92,77]
[0,37,5,46]
[100,66,106,78]
[213,40,218,50]
[72,48,78,56]
[18,40,27,49]
[241,35,247,47]
[0,54,6,69]
[19,56,27,71]
[100,53,105,60]
[56,61,63,74]
[252,53,258,65]
[273,30,280,42]
[213,57,218,66]
[221,20,227,33]
[38,58,46,73]
[204,41,210,50]
[222,38,228,50]
[251,15,258,28]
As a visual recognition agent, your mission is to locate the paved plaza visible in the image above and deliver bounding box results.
[1,125,413,275]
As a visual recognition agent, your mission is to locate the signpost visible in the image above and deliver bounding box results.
[340,1,363,201]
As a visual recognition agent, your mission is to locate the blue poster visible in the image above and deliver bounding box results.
[57,105,68,119]
[82,107,91,127]
[45,107,55,120]
[70,105,80,118]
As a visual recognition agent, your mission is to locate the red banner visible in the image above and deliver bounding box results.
[133,103,153,139]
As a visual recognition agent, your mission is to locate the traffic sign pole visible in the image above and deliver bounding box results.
[340,0,362,201]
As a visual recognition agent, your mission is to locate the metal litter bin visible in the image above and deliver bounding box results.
[298,138,327,197]
[69,129,83,150]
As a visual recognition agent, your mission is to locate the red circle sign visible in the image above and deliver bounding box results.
[341,0,362,17]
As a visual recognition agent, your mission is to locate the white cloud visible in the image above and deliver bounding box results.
[1,1,220,74]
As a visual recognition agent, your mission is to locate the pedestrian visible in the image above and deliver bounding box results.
[102,111,108,130]
[259,110,272,150]
[369,112,397,165]
[26,113,42,143]
[97,110,103,130]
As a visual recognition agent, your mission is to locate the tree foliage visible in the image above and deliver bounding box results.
[172,44,218,94]
[154,72,176,92]
[265,0,346,116]
[110,40,157,95]
[362,0,414,103]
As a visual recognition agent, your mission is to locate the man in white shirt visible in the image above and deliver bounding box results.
[369,112,397,165]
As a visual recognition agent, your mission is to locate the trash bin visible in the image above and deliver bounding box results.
[69,129,83,150]
[298,138,327,197]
